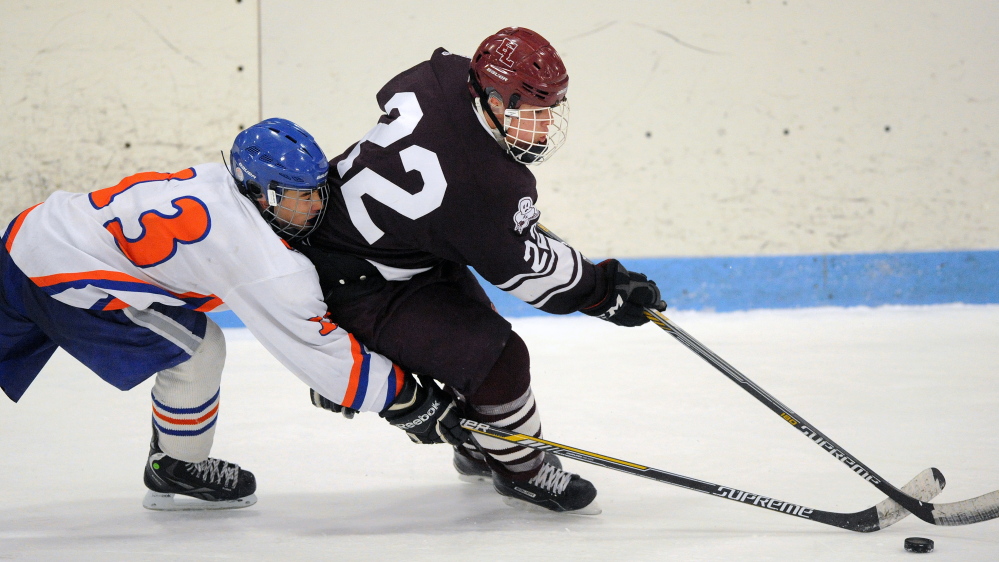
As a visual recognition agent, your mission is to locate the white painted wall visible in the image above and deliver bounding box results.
[0,0,258,224]
[3,1,997,258]
[263,0,999,257]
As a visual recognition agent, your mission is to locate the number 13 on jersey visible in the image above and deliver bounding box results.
[89,169,211,268]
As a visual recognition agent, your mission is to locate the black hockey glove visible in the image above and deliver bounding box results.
[310,388,358,419]
[582,259,667,327]
[379,374,470,447]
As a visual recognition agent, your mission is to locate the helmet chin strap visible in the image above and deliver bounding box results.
[472,97,508,146]
[469,71,507,134]
[469,75,517,152]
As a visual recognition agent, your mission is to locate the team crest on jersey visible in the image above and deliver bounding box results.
[308,312,338,336]
[513,197,541,234]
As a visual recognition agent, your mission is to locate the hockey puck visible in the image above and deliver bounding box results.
[904,537,934,553]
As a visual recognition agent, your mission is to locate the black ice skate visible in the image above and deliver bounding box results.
[142,430,257,511]
[453,445,563,483]
[492,461,600,515]
[453,444,492,482]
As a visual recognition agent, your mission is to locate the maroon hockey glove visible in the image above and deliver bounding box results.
[310,388,358,419]
[582,259,667,327]
[380,374,470,446]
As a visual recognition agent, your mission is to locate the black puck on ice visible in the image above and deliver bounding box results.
[904,537,934,553]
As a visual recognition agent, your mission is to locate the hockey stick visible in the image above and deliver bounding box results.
[535,223,999,526]
[462,419,943,532]
[641,308,999,526]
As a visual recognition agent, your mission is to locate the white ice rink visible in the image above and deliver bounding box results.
[2,305,997,561]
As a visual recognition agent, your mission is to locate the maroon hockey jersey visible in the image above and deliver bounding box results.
[309,48,598,314]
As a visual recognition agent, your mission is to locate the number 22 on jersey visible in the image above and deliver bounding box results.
[89,169,211,268]
[336,92,448,245]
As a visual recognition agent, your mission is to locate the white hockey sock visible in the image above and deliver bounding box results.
[151,318,225,462]
[470,387,544,475]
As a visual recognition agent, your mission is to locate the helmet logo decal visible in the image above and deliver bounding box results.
[496,38,518,68]
[237,162,257,180]
[513,197,541,234]
[484,66,509,82]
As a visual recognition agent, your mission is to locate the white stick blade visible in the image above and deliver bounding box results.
[876,468,945,528]
[932,490,999,526]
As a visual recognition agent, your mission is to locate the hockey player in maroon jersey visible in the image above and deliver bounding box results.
[302,28,666,514]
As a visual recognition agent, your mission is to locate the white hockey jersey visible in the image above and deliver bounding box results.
[4,162,402,412]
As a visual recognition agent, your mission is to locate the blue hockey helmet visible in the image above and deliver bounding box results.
[230,118,330,241]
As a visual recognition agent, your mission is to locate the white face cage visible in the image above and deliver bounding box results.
[261,183,329,241]
[501,99,569,165]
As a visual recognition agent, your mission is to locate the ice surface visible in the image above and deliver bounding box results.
[2,305,997,560]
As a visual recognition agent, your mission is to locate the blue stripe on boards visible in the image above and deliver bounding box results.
[208,249,999,326]
[206,310,242,327]
[622,249,999,312]
[471,249,999,316]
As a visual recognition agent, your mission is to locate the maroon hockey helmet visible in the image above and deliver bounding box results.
[469,28,570,164]
[469,27,569,110]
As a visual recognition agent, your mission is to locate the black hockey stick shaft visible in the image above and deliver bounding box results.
[461,418,941,532]
[642,308,999,526]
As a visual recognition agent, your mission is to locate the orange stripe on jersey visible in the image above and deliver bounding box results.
[193,296,224,312]
[394,364,406,395]
[4,203,43,252]
[153,402,220,425]
[341,335,364,406]
[102,298,130,311]
[171,291,225,312]
[89,168,197,209]
[29,270,223,310]
[30,270,150,288]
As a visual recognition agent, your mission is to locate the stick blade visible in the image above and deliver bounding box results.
[931,488,999,526]
[875,468,946,529]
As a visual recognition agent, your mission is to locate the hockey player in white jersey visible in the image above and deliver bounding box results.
[0,118,468,510]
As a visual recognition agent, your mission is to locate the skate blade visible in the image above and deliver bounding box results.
[142,491,257,511]
[501,495,602,516]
